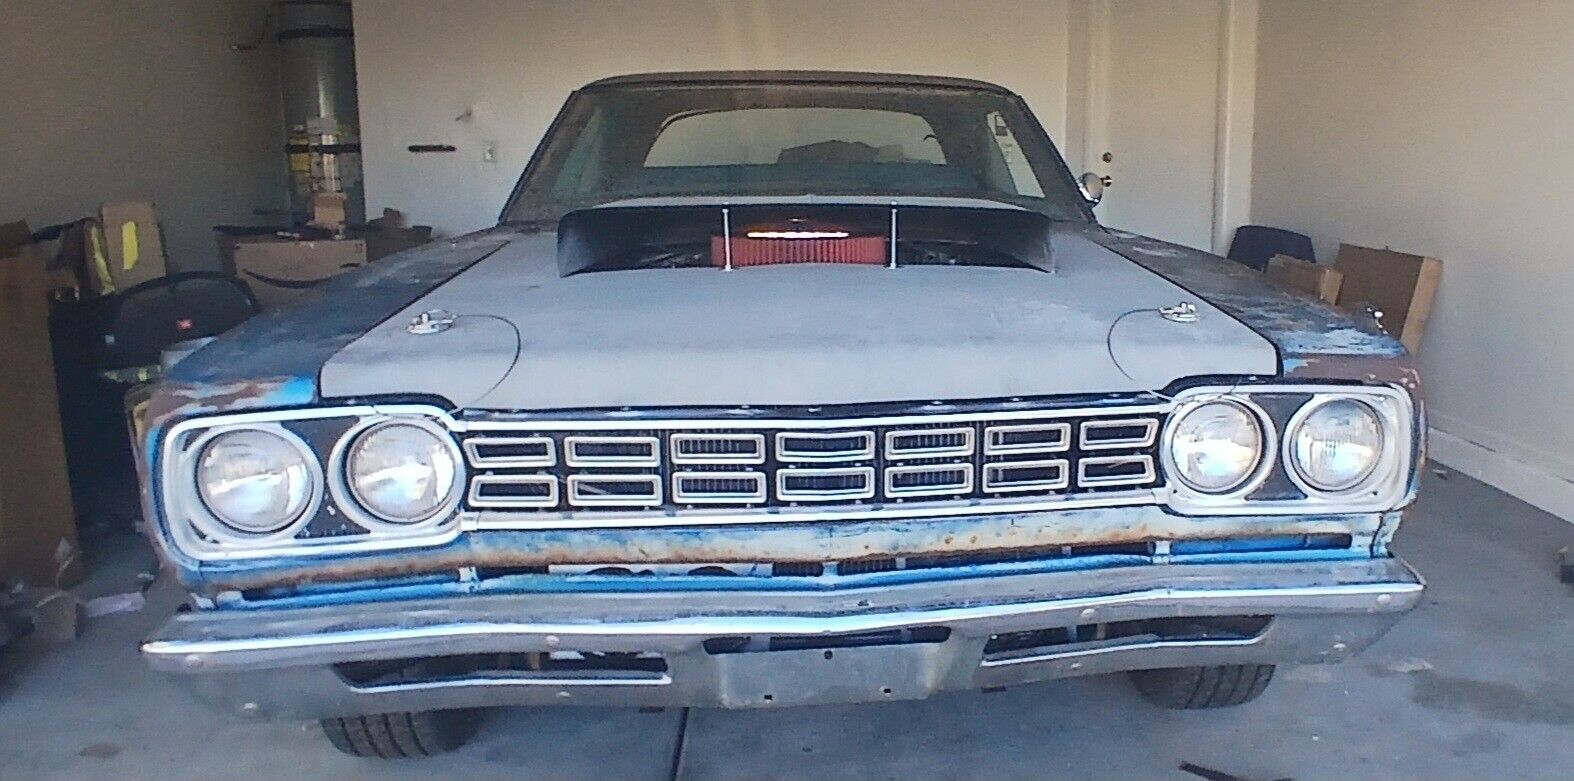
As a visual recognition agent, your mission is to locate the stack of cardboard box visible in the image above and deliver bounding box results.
[1263,243,1441,353]
[0,221,84,589]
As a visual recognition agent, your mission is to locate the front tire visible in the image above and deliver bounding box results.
[321,710,479,758]
[1132,664,1275,709]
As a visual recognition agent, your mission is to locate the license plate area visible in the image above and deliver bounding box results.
[710,642,950,708]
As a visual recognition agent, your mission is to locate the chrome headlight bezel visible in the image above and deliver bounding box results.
[1160,396,1276,500]
[1284,395,1402,499]
[159,405,464,562]
[179,424,323,545]
[329,416,465,532]
[1161,384,1415,516]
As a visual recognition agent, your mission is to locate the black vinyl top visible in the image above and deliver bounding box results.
[580,70,1017,94]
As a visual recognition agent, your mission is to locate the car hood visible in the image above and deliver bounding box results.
[319,229,1278,409]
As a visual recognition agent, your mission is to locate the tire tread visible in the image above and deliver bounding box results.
[1133,664,1276,709]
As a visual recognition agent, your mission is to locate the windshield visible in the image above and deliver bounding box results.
[503,81,1092,223]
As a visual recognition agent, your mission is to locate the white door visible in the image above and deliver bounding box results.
[1085,0,1224,250]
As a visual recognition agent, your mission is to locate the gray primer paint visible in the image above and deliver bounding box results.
[320,228,1277,409]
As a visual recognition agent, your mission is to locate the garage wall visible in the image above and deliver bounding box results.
[353,0,1075,236]
[0,0,285,272]
[1252,0,1574,519]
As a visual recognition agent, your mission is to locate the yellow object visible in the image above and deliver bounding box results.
[88,222,115,294]
[121,221,140,271]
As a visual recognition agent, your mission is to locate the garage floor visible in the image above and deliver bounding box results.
[2,467,1572,780]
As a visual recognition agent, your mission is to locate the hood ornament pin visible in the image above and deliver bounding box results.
[1159,301,1200,323]
[408,309,457,335]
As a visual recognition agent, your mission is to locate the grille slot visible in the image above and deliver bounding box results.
[565,436,660,467]
[985,422,1071,455]
[1078,455,1157,487]
[775,431,875,462]
[469,475,559,508]
[671,433,766,464]
[463,436,556,468]
[885,464,974,497]
[673,471,767,504]
[777,467,876,501]
[983,459,1070,493]
[567,474,663,507]
[885,427,975,459]
[1080,419,1159,450]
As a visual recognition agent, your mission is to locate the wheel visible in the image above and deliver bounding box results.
[321,710,479,758]
[1131,664,1276,709]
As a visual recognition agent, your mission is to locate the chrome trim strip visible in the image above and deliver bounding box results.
[1079,418,1159,450]
[567,474,663,507]
[884,427,976,459]
[984,422,1071,455]
[983,459,1070,493]
[468,475,559,509]
[1077,455,1157,488]
[776,466,876,502]
[473,490,1158,529]
[462,436,556,468]
[670,433,766,465]
[564,436,661,467]
[979,636,1262,669]
[672,471,768,504]
[465,404,1172,432]
[775,431,876,463]
[884,463,974,498]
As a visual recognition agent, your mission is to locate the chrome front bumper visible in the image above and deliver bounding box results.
[145,558,1422,719]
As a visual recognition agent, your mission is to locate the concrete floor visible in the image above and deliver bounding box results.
[2,466,1572,780]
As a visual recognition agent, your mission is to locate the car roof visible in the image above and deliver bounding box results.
[580,70,1018,95]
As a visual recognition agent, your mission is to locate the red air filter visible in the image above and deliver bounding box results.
[711,235,887,267]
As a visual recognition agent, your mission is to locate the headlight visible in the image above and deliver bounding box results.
[344,421,460,524]
[1289,398,1383,492]
[1167,399,1264,493]
[196,429,316,535]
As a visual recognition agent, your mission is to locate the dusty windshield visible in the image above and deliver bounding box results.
[504,81,1091,223]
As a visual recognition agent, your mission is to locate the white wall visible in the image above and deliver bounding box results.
[1252,0,1574,519]
[0,0,285,272]
[353,0,1074,236]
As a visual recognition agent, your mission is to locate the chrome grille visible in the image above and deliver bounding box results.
[460,404,1165,516]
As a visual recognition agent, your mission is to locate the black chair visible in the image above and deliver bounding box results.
[94,271,260,371]
[1226,225,1316,271]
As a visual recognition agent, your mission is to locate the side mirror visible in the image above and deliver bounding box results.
[1079,172,1108,206]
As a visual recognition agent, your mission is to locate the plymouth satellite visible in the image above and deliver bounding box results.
[137,72,1424,758]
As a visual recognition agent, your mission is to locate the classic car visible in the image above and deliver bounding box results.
[137,72,1424,758]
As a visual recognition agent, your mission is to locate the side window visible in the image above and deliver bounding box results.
[551,107,611,197]
[987,111,1046,198]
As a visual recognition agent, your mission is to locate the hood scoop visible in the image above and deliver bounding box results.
[556,204,1056,275]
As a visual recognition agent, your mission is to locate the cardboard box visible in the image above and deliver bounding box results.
[0,227,84,588]
[1333,243,1442,352]
[310,192,348,230]
[96,201,168,295]
[232,238,367,310]
[1266,254,1343,304]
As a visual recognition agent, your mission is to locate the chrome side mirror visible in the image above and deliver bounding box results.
[1079,172,1109,205]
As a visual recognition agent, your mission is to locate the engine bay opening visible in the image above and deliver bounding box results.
[556,203,1056,275]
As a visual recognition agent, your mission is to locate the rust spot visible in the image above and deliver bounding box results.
[194,511,1380,595]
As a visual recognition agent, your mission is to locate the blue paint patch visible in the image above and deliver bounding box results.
[1088,228,1409,365]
